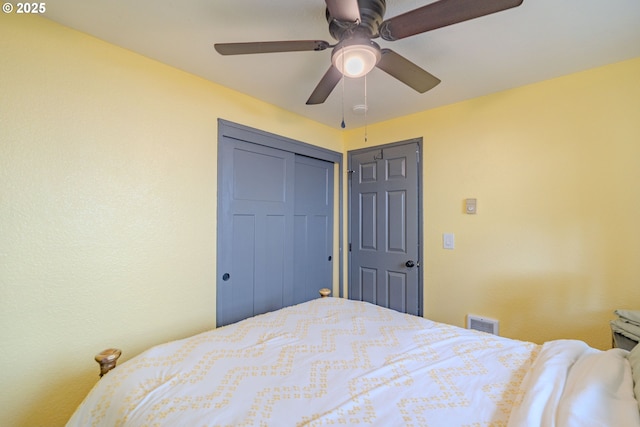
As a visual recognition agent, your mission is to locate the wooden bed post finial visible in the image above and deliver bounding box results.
[95,348,122,377]
[319,288,331,298]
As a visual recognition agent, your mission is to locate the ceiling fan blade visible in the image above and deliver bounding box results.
[306,66,343,105]
[376,49,441,93]
[215,40,331,55]
[380,0,523,41]
[325,0,361,23]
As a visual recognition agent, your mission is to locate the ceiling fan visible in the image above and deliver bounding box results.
[214,0,523,105]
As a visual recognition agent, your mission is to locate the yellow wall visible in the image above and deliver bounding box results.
[345,57,640,350]
[0,15,342,427]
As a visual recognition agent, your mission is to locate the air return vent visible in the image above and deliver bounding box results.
[467,314,499,335]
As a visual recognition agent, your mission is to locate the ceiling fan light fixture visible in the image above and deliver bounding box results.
[332,40,381,78]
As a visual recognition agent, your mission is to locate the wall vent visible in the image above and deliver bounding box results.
[467,314,499,335]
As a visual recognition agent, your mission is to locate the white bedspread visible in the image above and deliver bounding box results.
[507,340,640,427]
[67,298,640,426]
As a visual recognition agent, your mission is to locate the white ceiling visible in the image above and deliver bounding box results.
[44,0,640,129]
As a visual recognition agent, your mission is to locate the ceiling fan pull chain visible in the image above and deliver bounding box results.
[341,54,346,129]
[364,74,368,142]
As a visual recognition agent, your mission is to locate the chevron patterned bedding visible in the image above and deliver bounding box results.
[67,297,640,426]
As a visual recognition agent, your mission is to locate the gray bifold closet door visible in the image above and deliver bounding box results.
[217,136,334,326]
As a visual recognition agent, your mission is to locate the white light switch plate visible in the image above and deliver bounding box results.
[443,233,455,250]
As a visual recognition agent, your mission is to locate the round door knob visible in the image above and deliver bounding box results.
[405,260,415,268]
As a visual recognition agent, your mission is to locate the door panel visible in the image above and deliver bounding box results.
[218,138,295,326]
[388,271,407,313]
[349,142,421,315]
[387,190,406,252]
[361,267,377,303]
[360,192,377,250]
[230,214,256,321]
[233,149,287,202]
[255,214,286,315]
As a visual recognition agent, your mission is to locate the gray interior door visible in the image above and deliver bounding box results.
[349,141,421,315]
[217,136,335,326]
[293,156,334,305]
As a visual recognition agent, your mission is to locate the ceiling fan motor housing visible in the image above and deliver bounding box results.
[327,0,387,40]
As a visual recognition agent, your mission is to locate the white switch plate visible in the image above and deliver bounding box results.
[443,233,455,250]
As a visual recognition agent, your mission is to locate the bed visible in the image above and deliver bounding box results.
[68,296,640,426]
